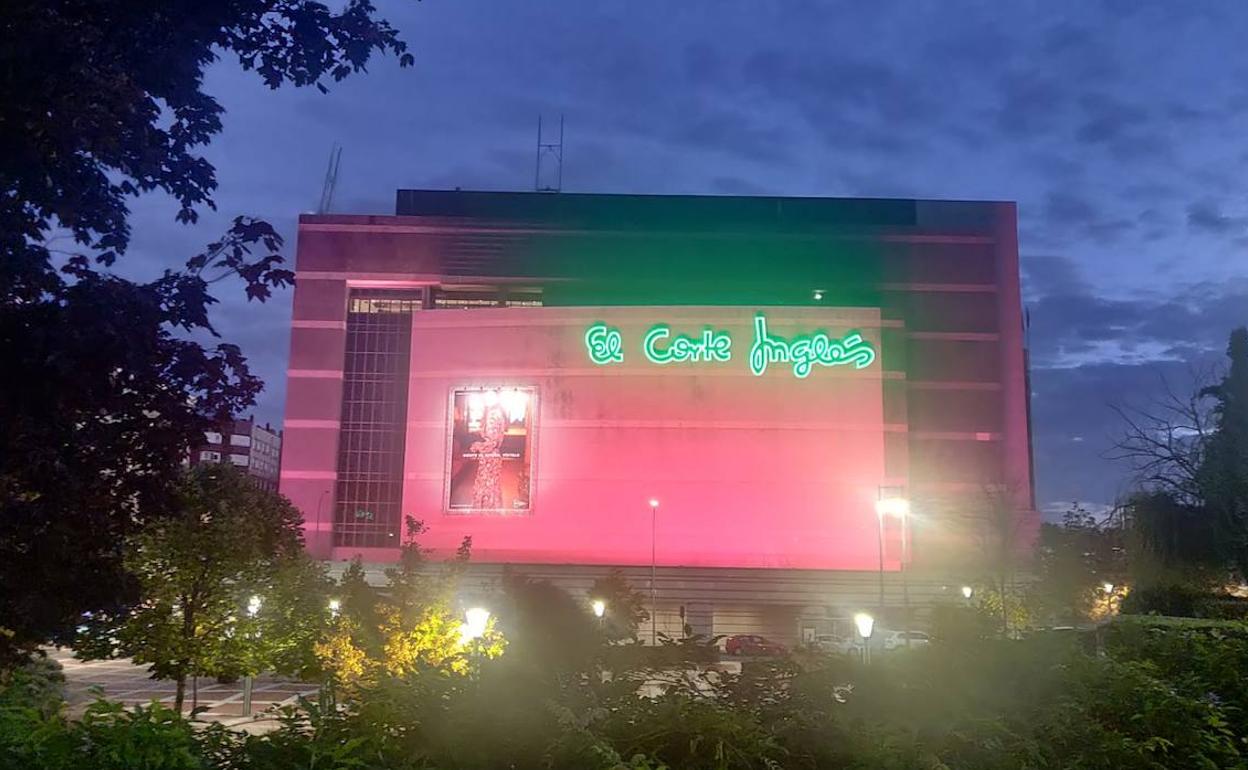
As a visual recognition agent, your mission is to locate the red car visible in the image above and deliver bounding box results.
[724,634,786,656]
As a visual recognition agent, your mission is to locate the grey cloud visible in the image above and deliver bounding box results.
[1187,199,1246,234]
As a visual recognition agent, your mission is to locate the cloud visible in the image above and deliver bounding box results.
[1187,199,1247,235]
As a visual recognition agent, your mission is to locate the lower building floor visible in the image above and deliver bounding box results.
[337,561,984,647]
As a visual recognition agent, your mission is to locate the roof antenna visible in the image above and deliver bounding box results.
[534,115,563,193]
[318,143,343,213]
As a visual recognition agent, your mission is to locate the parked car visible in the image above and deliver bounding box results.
[881,630,932,651]
[811,634,854,654]
[724,634,786,656]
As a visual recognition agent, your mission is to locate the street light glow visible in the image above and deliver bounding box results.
[1103,582,1114,594]
[591,599,606,618]
[328,598,341,616]
[853,612,875,640]
[875,496,910,518]
[648,498,660,509]
[961,585,973,600]
[460,607,491,642]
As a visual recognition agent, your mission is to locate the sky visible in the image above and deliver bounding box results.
[118,1,1248,517]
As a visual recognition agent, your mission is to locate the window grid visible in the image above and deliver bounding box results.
[333,290,421,548]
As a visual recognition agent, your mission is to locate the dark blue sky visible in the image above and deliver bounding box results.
[118,1,1248,516]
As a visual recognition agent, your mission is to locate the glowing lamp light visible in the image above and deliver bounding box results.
[875,497,910,518]
[1103,582,1115,594]
[853,612,875,640]
[648,498,660,509]
[812,289,824,301]
[591,599,606,618]
[246,595,262,617]
[460,607,491,643]
[328,598,341,617]
[961,585,974,600]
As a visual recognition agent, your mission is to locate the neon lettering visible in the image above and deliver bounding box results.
[585,323,624,364]
[748,313,876,377]
[643,325,732,364]
[582,315,875,377]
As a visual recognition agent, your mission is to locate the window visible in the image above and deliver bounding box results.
[230,434,251,447]
[229,454,249,466]
[334,289,422,547]
[205,431,222,444]
[199,450,221,462]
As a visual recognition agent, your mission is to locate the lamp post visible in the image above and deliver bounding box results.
[592,599,606,631]
[314,489,330,551]
[854,612,875,665]
[875,489,910,642]
[647,498,659,646]
[243,595,262,717]
[961,585,974,607]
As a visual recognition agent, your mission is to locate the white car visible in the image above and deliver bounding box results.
[881,630,931,651]
[811,633,855,654]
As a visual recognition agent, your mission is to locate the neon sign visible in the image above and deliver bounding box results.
[747,314,875,377]
[643,325,732,364]
[583,313,876,377]
[584,323,623,364]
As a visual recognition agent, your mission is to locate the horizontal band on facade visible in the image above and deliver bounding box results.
[907,331,1000,341]
[291,320,347,330]
[284,420,341,429]
[279,470,338,480]
[287,369,345,379]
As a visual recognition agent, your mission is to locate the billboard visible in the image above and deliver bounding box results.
[446,387,534,513]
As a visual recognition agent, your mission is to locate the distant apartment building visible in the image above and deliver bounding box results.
[189,417,282,492]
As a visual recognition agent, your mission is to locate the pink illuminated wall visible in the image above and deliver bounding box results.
[400,306,895,571]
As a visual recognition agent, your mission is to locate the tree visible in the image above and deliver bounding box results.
[0,0,414,662]
[76,464,326,712]
[1034,506,1123,624]
[1197,327,1248,577]
[1109,366,1219,506]
[587,570,650,642]
[314,520,503,690]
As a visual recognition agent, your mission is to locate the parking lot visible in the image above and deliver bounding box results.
[52,649,320,730]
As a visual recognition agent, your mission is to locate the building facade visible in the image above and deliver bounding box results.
[280,191,1036,643]
[190,417,283,492]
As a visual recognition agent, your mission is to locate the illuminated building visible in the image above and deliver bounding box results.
[280,190,1036,642]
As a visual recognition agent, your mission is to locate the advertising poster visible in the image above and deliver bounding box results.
[446,387,534,513]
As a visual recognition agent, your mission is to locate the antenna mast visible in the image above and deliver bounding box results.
[318,144,343,213]
[534,115,564,193]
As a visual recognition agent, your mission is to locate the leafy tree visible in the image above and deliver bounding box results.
[315,521,503,690]
[1124,490,1220,589]
[588,570,651,642]
[1198,327,1248,577]
[1033,506,1124,623]
[0,0,414,664]
[76,464,326,712]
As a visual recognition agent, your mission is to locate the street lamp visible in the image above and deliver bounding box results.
[961,585,974,605]
[647,498,659,646]
[875,488,910,643]
[854,612,875,665]
[461,607,490,642]
[328,598,341,617]
[1102,582,1114,594]
[243,595,262,717]
[591,598,606,631]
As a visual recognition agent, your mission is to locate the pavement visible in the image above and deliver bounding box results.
[50,649,321,731]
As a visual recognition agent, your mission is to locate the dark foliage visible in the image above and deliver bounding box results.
[0,0,413,663]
